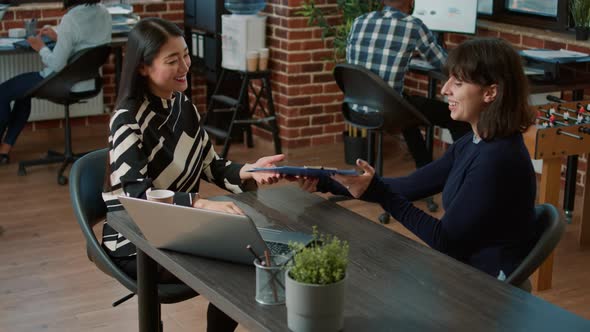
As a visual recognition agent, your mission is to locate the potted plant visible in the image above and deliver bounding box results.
[286,228,349,332]
[297,0,382,62]
[571,0,590,40]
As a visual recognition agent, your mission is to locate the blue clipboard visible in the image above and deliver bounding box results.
[247,166,359,177]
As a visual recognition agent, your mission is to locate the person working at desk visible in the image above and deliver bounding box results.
[346,0,470,170]
[0,0,111,165]
[102,17,283,331]
[299,38,541,282]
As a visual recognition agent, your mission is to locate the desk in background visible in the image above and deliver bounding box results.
[108,186,590,332]
[0,35,127,121]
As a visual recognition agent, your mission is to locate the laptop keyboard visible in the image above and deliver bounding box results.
[265,241,291,255]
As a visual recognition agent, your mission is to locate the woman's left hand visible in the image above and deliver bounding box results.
[27,35,46,52]
[332,159,375,198]
[240,154,285,185]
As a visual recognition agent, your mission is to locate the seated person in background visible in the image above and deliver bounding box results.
[346,0,471,169]
[298,38,541,281]
[0,0,111,165]
[102,18,283,331]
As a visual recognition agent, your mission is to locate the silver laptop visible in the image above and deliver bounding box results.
[118,196,313,265]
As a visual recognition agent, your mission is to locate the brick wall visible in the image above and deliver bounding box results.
[2,1,589,187]
[263,0,344,148]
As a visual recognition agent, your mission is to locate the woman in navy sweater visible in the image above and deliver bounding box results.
[302,38,540,280]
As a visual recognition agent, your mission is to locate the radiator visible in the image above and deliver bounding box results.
[0,52,104,121]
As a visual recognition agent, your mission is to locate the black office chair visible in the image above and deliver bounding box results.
[18,44,111,185]
[333,63,434,223]
[506,203,565,292]
[69,148,197,322]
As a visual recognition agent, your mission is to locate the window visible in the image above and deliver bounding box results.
[478,0,569,32]
[505,0,558,17]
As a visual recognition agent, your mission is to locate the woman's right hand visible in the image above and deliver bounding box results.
[40,26,57,41]
[193,199,245,215]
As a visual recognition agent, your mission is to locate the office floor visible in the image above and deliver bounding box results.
[0,123,589,331]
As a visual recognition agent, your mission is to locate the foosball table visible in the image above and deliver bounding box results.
[524,100,590,291]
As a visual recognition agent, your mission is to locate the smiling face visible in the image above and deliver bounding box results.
[139,36,190,99]
[441,75,497,135]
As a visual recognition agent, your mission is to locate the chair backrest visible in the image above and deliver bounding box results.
[69,148,197,303]
[333,63,431,132]
[506,203,565,287]
[26,44,111,104]
[68,148,138,290]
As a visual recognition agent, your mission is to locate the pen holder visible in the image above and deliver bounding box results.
[254,255,288,305]
[343,131,367,165]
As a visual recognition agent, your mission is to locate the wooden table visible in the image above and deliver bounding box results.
[108,186,590,332]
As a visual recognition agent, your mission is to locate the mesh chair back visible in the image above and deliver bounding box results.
[26,44,111,104]
[334,63,430,132]
[506,203,565,287]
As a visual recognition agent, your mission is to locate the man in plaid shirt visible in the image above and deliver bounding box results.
[346,0,470,169]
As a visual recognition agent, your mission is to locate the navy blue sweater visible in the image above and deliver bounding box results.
[319,133,540,278]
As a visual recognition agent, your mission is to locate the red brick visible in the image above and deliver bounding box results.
[283,137,311,148]
[162,12,184,23]
[311,114,334,125]
[286,96,311,106]
[311,94,341,104]
[323,83,341,94]
[312,50,333,62]
[280,127,301,139]
[500,32,521,45]
[522,36,544,49]
[288,30,314,40]
[325,123,345,134]
[301,63,324,73]
[41,8,65,18]
[311,134,337,145]
[282,116,310,127]
[287,52,312,62]
[146,4,167,12]
[313,73,334,83]
[2,11,13,21]
[286,18,310,29]
[323,104,341,114]
[476,28,499,38]
[169,3,184,11]
[544,40,566,50]
[298,106,323,116]
[301,126,323,136]
[15,10,41,20]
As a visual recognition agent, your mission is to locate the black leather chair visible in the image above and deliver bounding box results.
[334,63,434,223]
[506,203,565,292]
[18,44,111,185]
[69,148,197,322]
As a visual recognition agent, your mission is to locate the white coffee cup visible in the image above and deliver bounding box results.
[146,189,174,204]
[258,48,269,71]
[246,51,259,72]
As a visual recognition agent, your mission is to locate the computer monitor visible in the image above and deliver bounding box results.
[413,0,478,34]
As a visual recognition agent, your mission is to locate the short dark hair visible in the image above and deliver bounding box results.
[115,17,184,110]
[63,0,100,10]
[444,38,534,140]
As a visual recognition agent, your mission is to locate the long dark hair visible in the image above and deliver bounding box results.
[63,0,100,10]
[115,17,184,110]
[444,38,534,140]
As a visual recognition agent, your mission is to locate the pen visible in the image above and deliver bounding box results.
[246,245,262,265]
[264,250,279,302]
